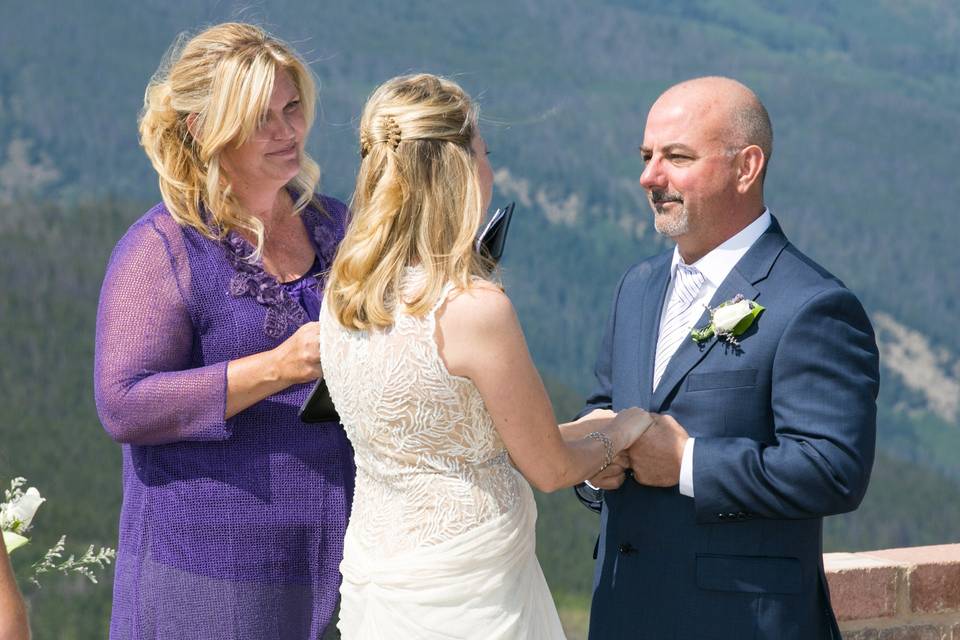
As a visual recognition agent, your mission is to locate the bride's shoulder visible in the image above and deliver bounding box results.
[437,280,522,378]
[448,278,505,299]
[441,280,518,335]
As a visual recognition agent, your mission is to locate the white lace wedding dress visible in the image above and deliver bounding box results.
[319,271,565,639]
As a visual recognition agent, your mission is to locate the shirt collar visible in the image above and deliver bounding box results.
[670,208,772,286]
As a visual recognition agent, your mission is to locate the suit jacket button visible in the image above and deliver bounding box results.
[717,513,727,520]
[618,543,635,555]
[736,512,747,519]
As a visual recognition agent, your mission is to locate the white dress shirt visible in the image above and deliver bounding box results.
[657,210,772,498]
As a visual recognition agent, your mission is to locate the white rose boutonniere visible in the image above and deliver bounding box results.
[691,294,764,346]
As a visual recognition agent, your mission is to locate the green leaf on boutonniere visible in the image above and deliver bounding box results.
[690,324,715,342]
[730,301,765,336]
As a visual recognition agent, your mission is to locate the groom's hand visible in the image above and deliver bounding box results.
[627,414,689,487]
[586,451,630,490]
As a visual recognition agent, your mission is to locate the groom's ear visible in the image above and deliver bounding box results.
[734,145,765,194]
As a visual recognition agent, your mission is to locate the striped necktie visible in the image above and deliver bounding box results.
[653,263,705,390]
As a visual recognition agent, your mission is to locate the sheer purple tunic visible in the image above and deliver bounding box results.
[94,195,355,640]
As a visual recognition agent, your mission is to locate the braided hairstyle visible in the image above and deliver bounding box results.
[326,73,493,330]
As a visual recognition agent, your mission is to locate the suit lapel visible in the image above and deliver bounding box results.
[650,217,789,410]
[637,257,672,409]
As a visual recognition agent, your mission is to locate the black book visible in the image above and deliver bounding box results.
[475,201,515,263]
[299,202,517,424]
[298,377,339,423]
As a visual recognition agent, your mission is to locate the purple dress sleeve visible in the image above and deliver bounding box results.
[94,213,231,445]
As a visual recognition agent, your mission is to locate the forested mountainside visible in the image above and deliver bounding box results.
[2,2,957,637]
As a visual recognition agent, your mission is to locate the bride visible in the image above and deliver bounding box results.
[319,73,652,639]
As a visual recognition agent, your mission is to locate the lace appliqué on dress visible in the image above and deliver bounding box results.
[319,272,521,559]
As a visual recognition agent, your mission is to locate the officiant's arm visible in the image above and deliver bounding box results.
[95,222,324,446]
[436,283,651,493]
[689,287,878,523]
[95,223,236,445]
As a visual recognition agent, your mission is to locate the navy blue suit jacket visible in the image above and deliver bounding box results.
[582,217,879,640]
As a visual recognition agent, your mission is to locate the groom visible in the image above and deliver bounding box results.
[579,77,879,639]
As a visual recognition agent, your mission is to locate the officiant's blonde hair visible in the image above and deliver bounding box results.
[138,22,320,257]
[327,74,493,330]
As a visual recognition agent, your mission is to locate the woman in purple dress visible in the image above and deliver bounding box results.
[94,23,354,639]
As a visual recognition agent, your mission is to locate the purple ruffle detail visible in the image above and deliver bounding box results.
[221,206,337,339]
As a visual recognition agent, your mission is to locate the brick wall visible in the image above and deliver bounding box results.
[825,544,960,639]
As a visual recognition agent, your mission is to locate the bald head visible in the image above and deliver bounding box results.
[639,77,772,262]
[656,76,773,170]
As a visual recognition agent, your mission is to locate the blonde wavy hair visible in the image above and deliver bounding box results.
[138,22,321,254]
[326,74,493,330]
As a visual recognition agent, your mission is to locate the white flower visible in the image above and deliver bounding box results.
[712,299,755,333]
[691,295,765,345]
[2,530,29,553]
[1,486,45,533]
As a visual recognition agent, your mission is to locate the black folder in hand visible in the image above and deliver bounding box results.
[299,378,340,424]
[300,202,517,424]
[475,202,515,263]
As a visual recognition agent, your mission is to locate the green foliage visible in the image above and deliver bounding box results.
[825,451,960,552]
[27,535,116,588]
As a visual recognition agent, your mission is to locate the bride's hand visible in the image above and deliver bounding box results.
[580,408,616,422]
[587,451,630,490]
[610,407,656,446]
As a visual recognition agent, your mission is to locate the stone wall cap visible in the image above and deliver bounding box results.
[824,552,910,572]
[861,543,960,567]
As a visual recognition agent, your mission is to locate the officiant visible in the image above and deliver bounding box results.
[93,23,354,639]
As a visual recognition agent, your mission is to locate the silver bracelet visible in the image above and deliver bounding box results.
[585,431,614,474]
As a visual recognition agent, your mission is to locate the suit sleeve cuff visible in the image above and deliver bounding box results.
[679,437,695,497]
